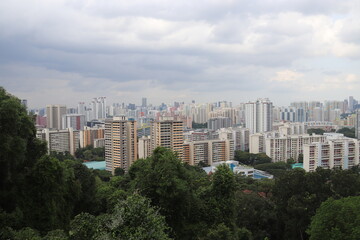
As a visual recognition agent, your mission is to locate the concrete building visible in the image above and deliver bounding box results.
[80,126,105,148]
[62,114,85,130]
[183,139,234,165]
[303,133,359,172]
[208,117,232,131]
[91,97,107,120]
[356,110,360,139]
[46,105,67,130]
[150,120,184,159]
[138,136,151,159]
[105,117,137,173]
[265,134,327,163]
[217,127,250,151]
[37,128,80,156]
[245,98,273,134]
[94,138,105,148]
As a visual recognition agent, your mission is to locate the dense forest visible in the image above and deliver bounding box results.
[1,87,360,240]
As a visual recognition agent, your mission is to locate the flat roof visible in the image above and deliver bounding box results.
[83,161,106,170]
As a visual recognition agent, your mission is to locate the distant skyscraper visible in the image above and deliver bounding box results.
[46,105,67,130]
[105,117,138,173]
[91,97,107,120]
[142,97,147,108]
[349,96,355,112]
[78,102,86,115]
[62,114,86,130]
[245,98,273,134]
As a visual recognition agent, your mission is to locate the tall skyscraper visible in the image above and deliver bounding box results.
[91,97,107,120]
[142,97,147,108]
[105,117,137,173]
[46,105,67,130]
[77,102,86,115]
[150,120,184,159]
[245,98,273,134]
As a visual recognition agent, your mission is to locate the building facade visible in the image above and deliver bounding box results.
[105,117,137,173]
[46,105,67,130]
[150,120,184,159]
[303,134,359,172]
[245,98,273,134]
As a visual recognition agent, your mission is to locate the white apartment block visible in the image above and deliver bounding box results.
[245,98,273,134]
[138,136,151,159]
[303,133,360,172]
[265,134,327,162]
[217,127,250,151]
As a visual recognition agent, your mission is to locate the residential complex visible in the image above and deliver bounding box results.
[105,117,137,173]
[303,133,359,172]
[150,120,184,159]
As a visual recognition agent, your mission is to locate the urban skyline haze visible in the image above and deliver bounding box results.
[1,0,360,108]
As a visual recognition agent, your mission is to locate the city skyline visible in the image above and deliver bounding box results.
[1,1,360,109]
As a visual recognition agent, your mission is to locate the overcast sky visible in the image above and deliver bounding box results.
[1,0,360,108]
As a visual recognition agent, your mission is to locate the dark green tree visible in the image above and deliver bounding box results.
[19,156,80,232]
[0,87,47,211]
[308,196,360,240]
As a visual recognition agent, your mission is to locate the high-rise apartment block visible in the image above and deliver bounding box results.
[150,120,184,159]
[183,139,234,165]
[303,133,359,172]
[46,105,67,130]
[91,97,107,120]
[207,117,232,131]
[245,98,273,134]
[37,128,80,156]
[265,134,327,162]
[105,117,137,173]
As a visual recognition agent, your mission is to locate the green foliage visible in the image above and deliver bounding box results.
[50,151,75,161]
[307,128,325,135]
[298,153,304,163]
[308,196,360,240]
[234,151,271,166]
[210,165,237,228]
[103,193,171,240]
[43,229,69,240]
[286,157,296,164]
[336,127,355,138]
[114,167,125,176]
[19,156,80,233]
[128,147,209,239]
[254,162,291,178]
[192,121,207,129]
[69,213,98,240]
[10,227,42,240]
[0,87,47,211]
[75,146,104,161]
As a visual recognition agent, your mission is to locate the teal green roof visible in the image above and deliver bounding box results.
[83,161,106,170]
[292,163,303,169]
